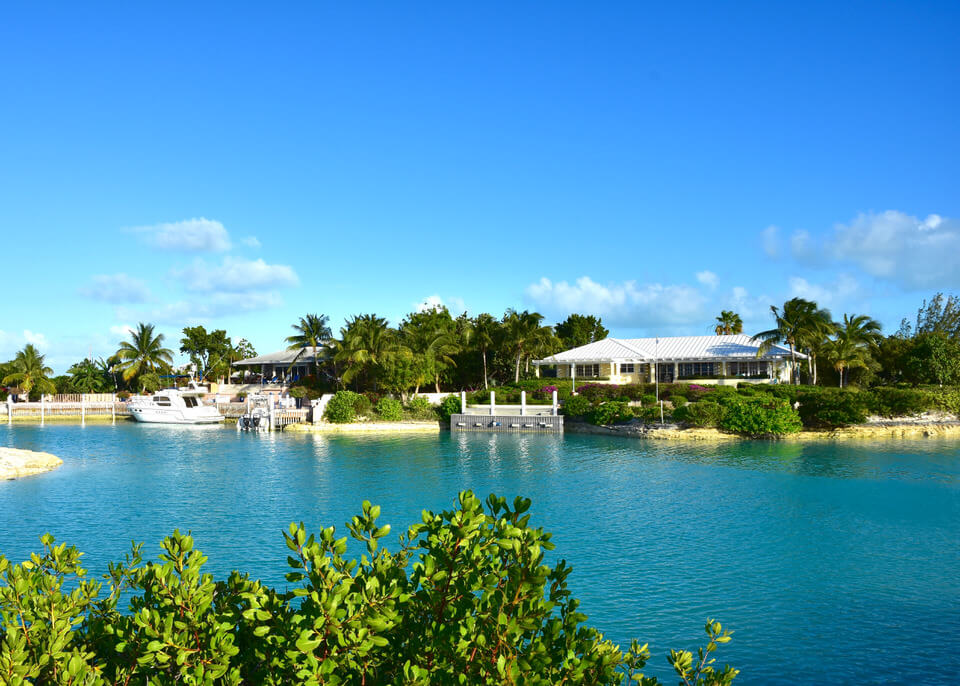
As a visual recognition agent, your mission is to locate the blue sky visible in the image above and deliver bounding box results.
[1,1,958,371]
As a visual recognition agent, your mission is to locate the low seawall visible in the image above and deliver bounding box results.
[287,421,441,433]
[451,414,563,433]
[0,448,63,479]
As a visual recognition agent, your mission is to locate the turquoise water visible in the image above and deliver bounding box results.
[1,424,958,684]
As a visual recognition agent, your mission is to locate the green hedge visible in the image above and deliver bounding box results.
[718,395,802,437]
[324,390,360,423]
[795,389,868,428]
[375,397,403,421]
[673,401,725,428]
[0,493,737,684]
[586,401,634,425]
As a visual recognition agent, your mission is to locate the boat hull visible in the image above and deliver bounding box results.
[130,408,224,424]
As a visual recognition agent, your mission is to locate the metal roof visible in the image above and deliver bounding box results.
[536,334,804,364]
[233,347,328,366]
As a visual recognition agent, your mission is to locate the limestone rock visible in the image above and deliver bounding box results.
[0,448,63,480]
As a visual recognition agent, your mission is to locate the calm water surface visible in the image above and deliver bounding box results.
[2,424,958,684]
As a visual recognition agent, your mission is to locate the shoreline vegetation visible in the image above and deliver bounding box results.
[0,492,737,684]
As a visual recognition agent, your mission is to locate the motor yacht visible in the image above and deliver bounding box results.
[128,385,224,425]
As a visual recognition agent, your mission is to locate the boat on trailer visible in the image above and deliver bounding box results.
[128,385,224,425]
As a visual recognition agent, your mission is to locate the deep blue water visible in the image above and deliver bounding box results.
[1,424,958,684]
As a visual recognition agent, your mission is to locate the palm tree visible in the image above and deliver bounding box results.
[472,313,499,389]
[753,298,830,384]
[714,311,743,335]
[285,314,331,379]
[502,309,552,383]
[115,323,174,392]
[68,358,108,393]
[401,315,460,393]
[2,344,56,396]
[334,314,396,388]
[826,314,883,387]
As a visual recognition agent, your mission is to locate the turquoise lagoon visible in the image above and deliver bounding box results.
[1,424,958,684]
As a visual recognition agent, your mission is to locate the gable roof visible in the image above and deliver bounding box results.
[233,347,328,366]
[536,334,803,364]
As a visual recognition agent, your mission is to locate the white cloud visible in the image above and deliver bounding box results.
[78,273,152,303]
[23,330,48,349]
[175,257,299,293]
[241,236,261,248]
[525,276,705,327]
[826,210,960,289]
[129,218,232,252]
[415,295,467,314]
[762,225,780,258]
[696,270,718,289]
[109,324,135,340]
[116,292,285,325]
[790,229,813,259]
[788,274,860,305]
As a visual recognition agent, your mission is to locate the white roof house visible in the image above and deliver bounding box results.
[535,335,804,384]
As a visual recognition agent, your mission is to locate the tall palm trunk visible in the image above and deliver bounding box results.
[789,343,797,385]
[482,349,488,390]
[514,351,522,383]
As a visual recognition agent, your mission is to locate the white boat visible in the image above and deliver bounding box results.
[128,386,224,425]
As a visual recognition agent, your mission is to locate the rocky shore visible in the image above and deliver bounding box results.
[0,448,63,479]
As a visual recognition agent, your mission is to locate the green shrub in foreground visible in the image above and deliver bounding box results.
[718,395,802,437]
[375,396,403,421]
[795,389,868,428]
[324,390,360,423]
[437,394,462,422]
[0,493,738,685]
[560,395,593,417]
[674,400,725,428]
[587,400,634,425]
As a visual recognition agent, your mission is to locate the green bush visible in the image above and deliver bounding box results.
[636,405,666,423]
[353,393,373,417]
[865,387,931,418]
[641,394,658,406]
[324,390,359,423]
[718,395,802,437]
[0,493,737,685]
[288,386,308,399]
[926,386,960,414]
[560,395,593,417]
[586,401,634,425]
[674,401,725,428]
[671,394,688,408]
[375,396,403,421]
[405,395,436,420]
[437,394,462,422]
[795,389,868,428]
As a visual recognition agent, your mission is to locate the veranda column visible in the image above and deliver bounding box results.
[674,362,679,382]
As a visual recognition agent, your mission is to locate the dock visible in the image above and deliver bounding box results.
[449,391,563,433]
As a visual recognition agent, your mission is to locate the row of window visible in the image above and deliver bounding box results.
[563,361,771,378]
[678,362,715,377]
[728,361,769,377]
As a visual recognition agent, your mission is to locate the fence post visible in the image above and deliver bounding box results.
[490,391,495,416]
[41,394,45,425]
[269,405,276,432]
[111,394,116,424]
[81,396,85,425]
[460,390,466,413]
[552,390,558,416]
[6,395,11,424]
[520,391,526,416]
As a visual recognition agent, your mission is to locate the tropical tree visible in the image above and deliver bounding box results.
[472,313,500,390]
[824,314,882,387]
[228,338,257,383]
[179,326,232,382]
[714,311,743,335]
[114,323,174,392]
[556,314,609,349]
[67,358,109,393]
[502,309,554,383]
[753,298,831,384]
[334,314,396,388]
[285,314,332,379]
[400,307,460,392]
[1,344,56,396]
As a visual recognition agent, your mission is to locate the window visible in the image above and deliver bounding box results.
[728,361,769,377]
[575,364,600,377]
[678,362,715,378]
[152,396,171,406]
[620,363,635,373]
[184,397,198,408]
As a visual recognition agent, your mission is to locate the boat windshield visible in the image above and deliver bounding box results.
[184,397,199,408]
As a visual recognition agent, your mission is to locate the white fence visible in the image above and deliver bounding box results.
[3,395,128,423]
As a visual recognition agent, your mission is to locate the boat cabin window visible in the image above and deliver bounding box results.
[152,396,172,406]
[184,397,199,408]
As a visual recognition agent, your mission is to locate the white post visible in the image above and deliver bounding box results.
[552,390,558,416]
[571,364,576,394]
[6,395,11,424]
[112,394,117,424]
[460,391,466,413]
[660,400,664,424]
[41,394,45,425]
[81,396,85,425]
[490,391,496,416]
[520,391,526,416]
[269,404,276,432]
